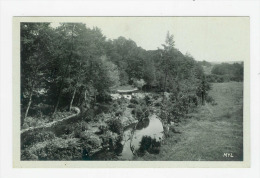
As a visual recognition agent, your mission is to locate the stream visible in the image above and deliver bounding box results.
[119,114,164,160]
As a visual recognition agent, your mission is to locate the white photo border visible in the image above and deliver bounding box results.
[0,0,259,177]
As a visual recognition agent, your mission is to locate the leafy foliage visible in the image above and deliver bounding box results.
[106,119,123,135]
[20,23,214,160]
[210,62,243,82]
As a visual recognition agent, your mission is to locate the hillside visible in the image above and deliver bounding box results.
[136,82,243,161]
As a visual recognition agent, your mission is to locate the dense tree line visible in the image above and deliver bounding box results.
[197,60,212,67]
[21,23,210,127]
[204,62,243,83]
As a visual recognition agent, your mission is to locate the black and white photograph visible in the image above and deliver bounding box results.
[1,0,260,177]
[16,17,249,165]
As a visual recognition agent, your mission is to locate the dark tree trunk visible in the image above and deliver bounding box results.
[53,85,62,115]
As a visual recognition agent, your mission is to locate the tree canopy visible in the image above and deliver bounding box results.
[21,23,210,121]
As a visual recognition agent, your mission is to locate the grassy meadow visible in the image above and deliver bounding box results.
[136,82,243,161]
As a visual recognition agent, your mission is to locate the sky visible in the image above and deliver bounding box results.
[51,17,249,62]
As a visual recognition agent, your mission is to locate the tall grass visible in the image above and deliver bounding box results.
[135,82,243,161]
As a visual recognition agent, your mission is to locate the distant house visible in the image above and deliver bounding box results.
[110,85,139,100]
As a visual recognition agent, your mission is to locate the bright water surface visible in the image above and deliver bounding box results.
[119,114,164,160]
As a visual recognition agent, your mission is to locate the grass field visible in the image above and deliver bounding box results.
[137,82,243,161]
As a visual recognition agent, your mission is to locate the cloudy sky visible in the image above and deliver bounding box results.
[52,17,249,62]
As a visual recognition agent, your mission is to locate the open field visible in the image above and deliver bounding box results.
[137,82,243,161]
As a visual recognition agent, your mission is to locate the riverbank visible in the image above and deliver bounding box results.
[135,82,243,161]
[21,82,243,161]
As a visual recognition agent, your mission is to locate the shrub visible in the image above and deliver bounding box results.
[80,131,102,149]
[152,93,160,100]
[21,123,29,130]
[205,95,217,105]
[154,102,161,107]
[23,116,47,128]
[93,113,104,122]
[128,103,136,108]
[132,106,149,121]
[117,97,127,105]
[138,99,146,106]
[96,93,112,103]
[131,108,136,115]
[21,150,38,160]
[160,110,169,122]
[22,138,82,160]
[132,108,142,118]
[98,123,108,134]
[112,102,119,109]
[115,110,123,117]
[83,109,95,121]
[95,104,111,114]
[80,121,90,131]
[54,124,75,136]
[144,95,152,105]
[100,130,120,150]
[73,121,90,138]
[130,98,139,104]
[137,136,160,156]
[106,119,122,135]
[21,131,56,149]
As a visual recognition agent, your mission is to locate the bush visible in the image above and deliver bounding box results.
[54,119,89,137]
[22,138,82,160]
[152,93,160,100]
[54,124,75,136]
[115,110,123,117]
[130,98,139,104]
[132,108,142,119]
[23,116,47,128]
[21,131,56,149]
[96,93,112,103]
[106,119,122,135]
[205,95,216,104]
[21,123,29,130]
[163,92,200,123]
[154,101,161,107]
[132,106,149,121]
[144,95,152,105]
[98,123,108,134]
[137,136,160,156]
[80,131,102,149]
[96,104,110,114]
[128,103,136,108]
[160,110,170,123]
[84,109,95,121]
[21,150,38,160]
[112,102,119,109]
[73,121,90,138]
[117,97,127,105]
[28,104,50,117]
[100,131,120,150]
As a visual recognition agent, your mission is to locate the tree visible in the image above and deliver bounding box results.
[105,37,147,85]
[133,78,146,91]
[52,23,76,115]
[160,31,176,101]
[21,23,53,123]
